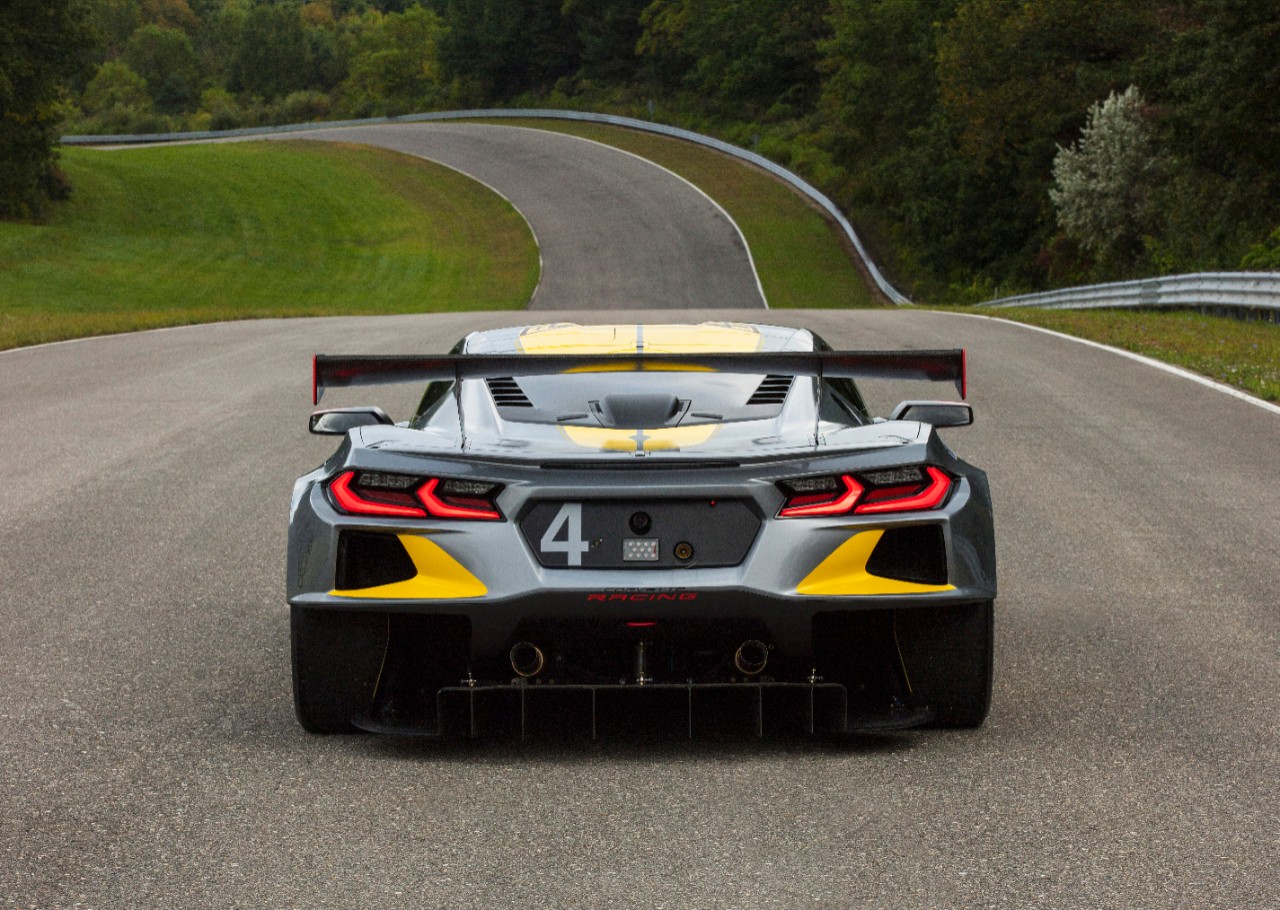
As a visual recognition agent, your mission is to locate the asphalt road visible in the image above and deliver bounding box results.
[288,123,767,311]
[2,306,1278,909]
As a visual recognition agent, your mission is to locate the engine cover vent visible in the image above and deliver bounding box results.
[486,377,533,408]
[747,375,793,405]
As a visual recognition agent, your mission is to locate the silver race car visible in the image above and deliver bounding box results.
[288,323,996,737]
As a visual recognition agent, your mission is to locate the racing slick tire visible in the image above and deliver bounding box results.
[896,600,993,729]
[290,606,387,734]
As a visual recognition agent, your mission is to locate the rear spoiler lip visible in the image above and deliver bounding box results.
[312,350,967,405]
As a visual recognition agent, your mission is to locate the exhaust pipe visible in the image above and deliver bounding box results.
[509,641,545,678]
[734,640,769,676]
[634,639,653,686]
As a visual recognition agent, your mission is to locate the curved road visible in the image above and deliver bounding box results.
[2,307,1278,908]
[290,123,766,310]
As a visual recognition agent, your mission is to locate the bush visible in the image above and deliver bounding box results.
[1242,228,1280,270]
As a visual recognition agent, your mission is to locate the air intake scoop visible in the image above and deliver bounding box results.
[591,393,687,428]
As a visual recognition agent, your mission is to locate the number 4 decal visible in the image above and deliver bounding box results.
[540,503,590,566]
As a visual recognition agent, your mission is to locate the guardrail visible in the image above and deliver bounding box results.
[980,272,1280,320]
[62,108,911,306]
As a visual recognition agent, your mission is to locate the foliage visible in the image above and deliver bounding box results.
[637,0,829,119]
[0,0,93,219]
[339,6,447,114]
[123,24,201,111]
[1242,228,1280,270]
[436,0,579,102]
[1050,86,1161,273]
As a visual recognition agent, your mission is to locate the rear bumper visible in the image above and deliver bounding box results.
[288,584,995,662]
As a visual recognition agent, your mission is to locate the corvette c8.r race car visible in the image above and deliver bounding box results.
[288,322,996,737]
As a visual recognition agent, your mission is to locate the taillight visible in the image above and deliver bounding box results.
[776,475,864,517]
[417,477,502,521]
[328,471,503,521]
[777,466,952,518]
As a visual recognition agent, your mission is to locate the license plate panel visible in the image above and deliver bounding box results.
[521,500,760,568]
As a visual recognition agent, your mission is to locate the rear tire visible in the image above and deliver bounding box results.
[896,600,993,729]
[290,606,387,734]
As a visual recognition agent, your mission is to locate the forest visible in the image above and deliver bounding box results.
[9,0,1280,299]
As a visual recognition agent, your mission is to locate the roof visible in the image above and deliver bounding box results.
[461,323,821,356]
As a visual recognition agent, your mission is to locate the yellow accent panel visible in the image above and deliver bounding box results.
[796,530,955,596]
[331,534,487,599]
[561,424,720,452]
[641,324,764,353]
[519,324,636,354]
[517,323,763,355]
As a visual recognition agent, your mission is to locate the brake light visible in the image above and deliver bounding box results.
[328,471,503,521]
[417,477,502,521]
[777,466,952,518]
[777,474,864,517]
[854,466,951,514]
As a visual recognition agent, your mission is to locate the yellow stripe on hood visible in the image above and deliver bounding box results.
[561,424,720,452]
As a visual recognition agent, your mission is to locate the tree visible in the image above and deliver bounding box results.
[80,61,155,133]
[637,0,829,117]
[1050,86,1160,270]
[563,0,649,84]
[818,0,955,188]
[1142,0,1280,269]
[0,0,93,219]
[340,6,447,114]
[437,0,580,102]
[231,3,312,100]
[931,0,1158,279]
[123,24,202,112]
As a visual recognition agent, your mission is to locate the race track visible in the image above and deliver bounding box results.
[2,307,1278,909]
[289,123,767,310]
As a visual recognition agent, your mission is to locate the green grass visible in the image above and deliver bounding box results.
[964,307,1280,403]
[488,118,878,310]
[0,141,538,350]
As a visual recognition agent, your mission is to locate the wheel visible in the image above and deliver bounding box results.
[290,606,387,734]
[895,600,993,728]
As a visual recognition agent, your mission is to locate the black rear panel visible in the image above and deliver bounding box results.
[519,498,761,568]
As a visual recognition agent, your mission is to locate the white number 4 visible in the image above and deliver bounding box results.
[540,503,590,566]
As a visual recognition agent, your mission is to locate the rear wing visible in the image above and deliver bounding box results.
[312,349,967,405]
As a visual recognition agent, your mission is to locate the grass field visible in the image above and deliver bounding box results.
[0,141,538,351]
[490,118,877,310]
[970,307,1280,403]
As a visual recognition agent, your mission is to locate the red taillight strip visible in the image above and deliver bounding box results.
[329,471,428,518]
[416,477,502,521]
[778,475,864,518]
[854,466,952,514]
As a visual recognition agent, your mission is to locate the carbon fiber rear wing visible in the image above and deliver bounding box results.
[312,349,967,405]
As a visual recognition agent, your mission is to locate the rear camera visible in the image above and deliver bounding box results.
[674,542,694,561]
[629,511,652,535]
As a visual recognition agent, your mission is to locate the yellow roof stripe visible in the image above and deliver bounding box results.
[517,323,764,355]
